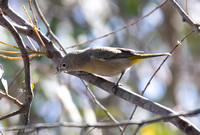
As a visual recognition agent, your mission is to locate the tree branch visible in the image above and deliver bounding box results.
[32,0,67,54]
[0,4,32,134]
[81,79,124,133]
[0,1,199,135]
[0,109,22,121]
[2,108,200,132]
[0,91,23,107]
[69,71,200,135]
[1,2,63,65]
[168,0,200,35]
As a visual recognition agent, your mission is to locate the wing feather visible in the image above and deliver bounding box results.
[86,47,143,60]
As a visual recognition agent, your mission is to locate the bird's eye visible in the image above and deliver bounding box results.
[62,63,66,68]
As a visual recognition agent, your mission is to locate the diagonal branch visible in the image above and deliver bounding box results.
[0,91,23,107]
[0,108,22,121]
[69,71,200,135]
[0,1,199,135]
[81,79,124,134]
[32,0,67,54]
[168,0,200,35]
[0,2,63,65]
[121,30,195,134]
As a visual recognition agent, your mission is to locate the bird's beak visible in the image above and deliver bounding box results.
[55,69,62,76]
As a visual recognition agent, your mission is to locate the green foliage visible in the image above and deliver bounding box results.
[50,17,59,34]
[119,0,140,16]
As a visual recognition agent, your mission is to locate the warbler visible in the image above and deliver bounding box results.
[57,47,170,85]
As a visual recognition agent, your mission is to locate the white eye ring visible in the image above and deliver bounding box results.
[62,63,66,68]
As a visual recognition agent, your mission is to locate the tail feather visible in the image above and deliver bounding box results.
[128,53,170,64]
[134,53,171,58]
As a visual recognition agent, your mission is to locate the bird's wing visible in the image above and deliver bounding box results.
[88,47,144,60]
[117,48,144,54]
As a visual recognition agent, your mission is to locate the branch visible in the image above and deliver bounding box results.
[81,80,124,134]
[32,0,67,54]
[65,0,168,49]
[0,91,23,107]
[0,109,22,121]
[0,1,199,135]
[0,5,32,135]
[168,0,200,35]
[0,3,27,26]
[133,108,200,135]
[0,2,63,65]
[122,30,195,133]
[69,71,200,135]
[2,108,200,132]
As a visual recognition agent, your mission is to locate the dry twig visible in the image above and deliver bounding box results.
[81,79,124,134]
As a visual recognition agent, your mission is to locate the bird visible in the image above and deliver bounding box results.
[56,46,170,85]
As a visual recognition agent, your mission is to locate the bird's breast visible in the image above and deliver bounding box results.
[81,58,132,76]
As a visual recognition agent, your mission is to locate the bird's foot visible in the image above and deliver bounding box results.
[113,83,122,95]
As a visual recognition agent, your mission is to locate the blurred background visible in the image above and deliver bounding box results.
[0,0,200,134]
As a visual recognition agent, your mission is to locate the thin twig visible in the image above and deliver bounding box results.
[122,30,195,134]
[80,79,124,134]
[28,0,38,26]
[186,0,189,16]
[142,30,194,96]
[23,5,47,52]
[0,91,23,107]
[168,0,200,35]
[0,108,22,121]
[1,108,200,132]
[120,1,169,134]
[8,67,24,90]
[65,0,169,49]
[32,0,67,54]
[26,36,37,51]
[83,116,109,135]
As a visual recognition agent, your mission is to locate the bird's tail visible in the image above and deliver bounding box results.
[128,53,170,64]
